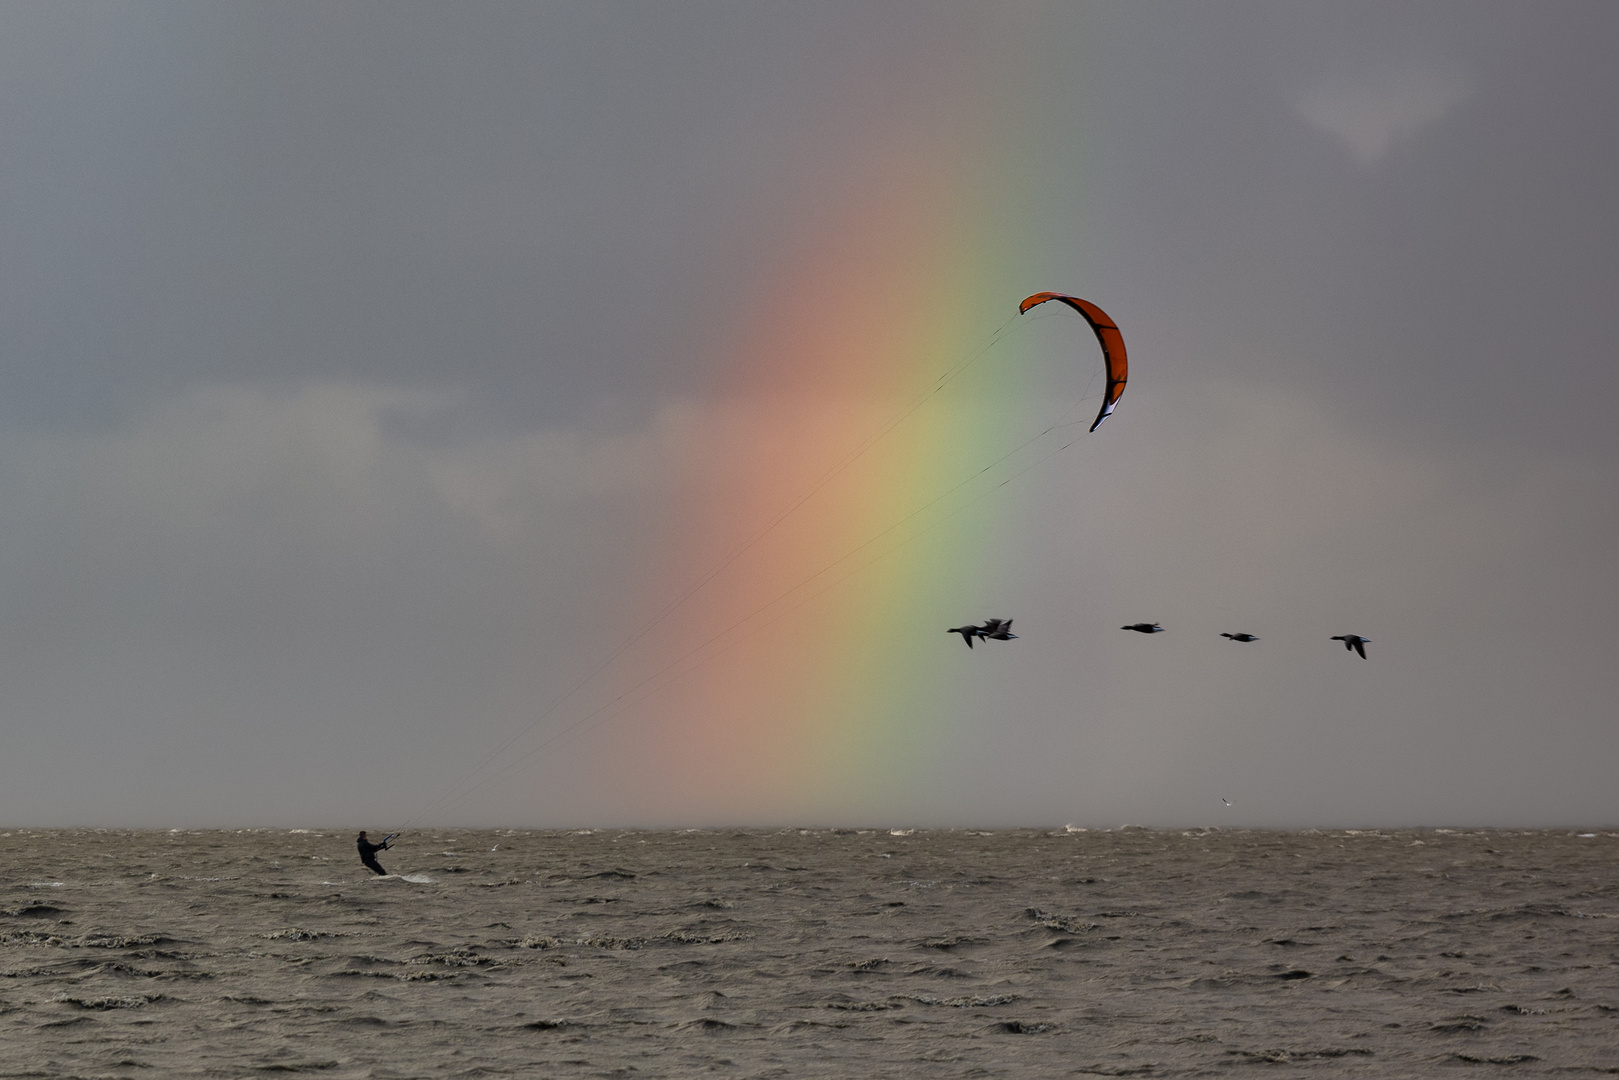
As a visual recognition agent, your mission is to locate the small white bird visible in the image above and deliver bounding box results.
[1221,798,1232,808]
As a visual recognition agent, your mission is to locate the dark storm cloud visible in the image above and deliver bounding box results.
[0,2,1612,826]
[0,3,982,428]
[1073,2,1619,453]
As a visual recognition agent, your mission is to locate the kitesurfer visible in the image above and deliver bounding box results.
[356,830,393,876]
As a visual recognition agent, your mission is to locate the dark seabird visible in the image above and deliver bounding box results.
[1331,634,1370,659]
[985,618,1018,641]
[1121,623,1164,634]
[948,618,1018,648]
[1220,633,1259,642]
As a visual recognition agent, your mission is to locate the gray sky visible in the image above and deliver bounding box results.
[0,2,1614,828]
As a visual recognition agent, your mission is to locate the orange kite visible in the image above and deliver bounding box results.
[1018,292,1127,432]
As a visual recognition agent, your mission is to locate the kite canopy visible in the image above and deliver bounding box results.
[1018,292,1127,431]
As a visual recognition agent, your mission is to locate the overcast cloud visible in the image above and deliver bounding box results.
[0,2,1614,828]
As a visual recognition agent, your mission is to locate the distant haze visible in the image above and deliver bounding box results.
[0,3,1614,828]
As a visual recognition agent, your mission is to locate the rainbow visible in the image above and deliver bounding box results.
[563,135,1080,823]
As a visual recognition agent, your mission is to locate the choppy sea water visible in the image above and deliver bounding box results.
[3,827,1617,1078]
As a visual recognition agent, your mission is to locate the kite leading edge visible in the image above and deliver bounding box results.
[1018,292,1127,431]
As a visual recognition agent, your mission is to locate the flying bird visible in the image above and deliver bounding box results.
[1331,634,1370,659]
[1121,623,1164,634]
[1221,633,1259,642]
[947,619,1017,648]
[1221,798,1232,808]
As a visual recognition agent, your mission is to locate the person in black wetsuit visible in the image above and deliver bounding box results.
[356,831,392,876]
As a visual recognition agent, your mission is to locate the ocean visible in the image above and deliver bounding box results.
[3,827,1616,1077]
